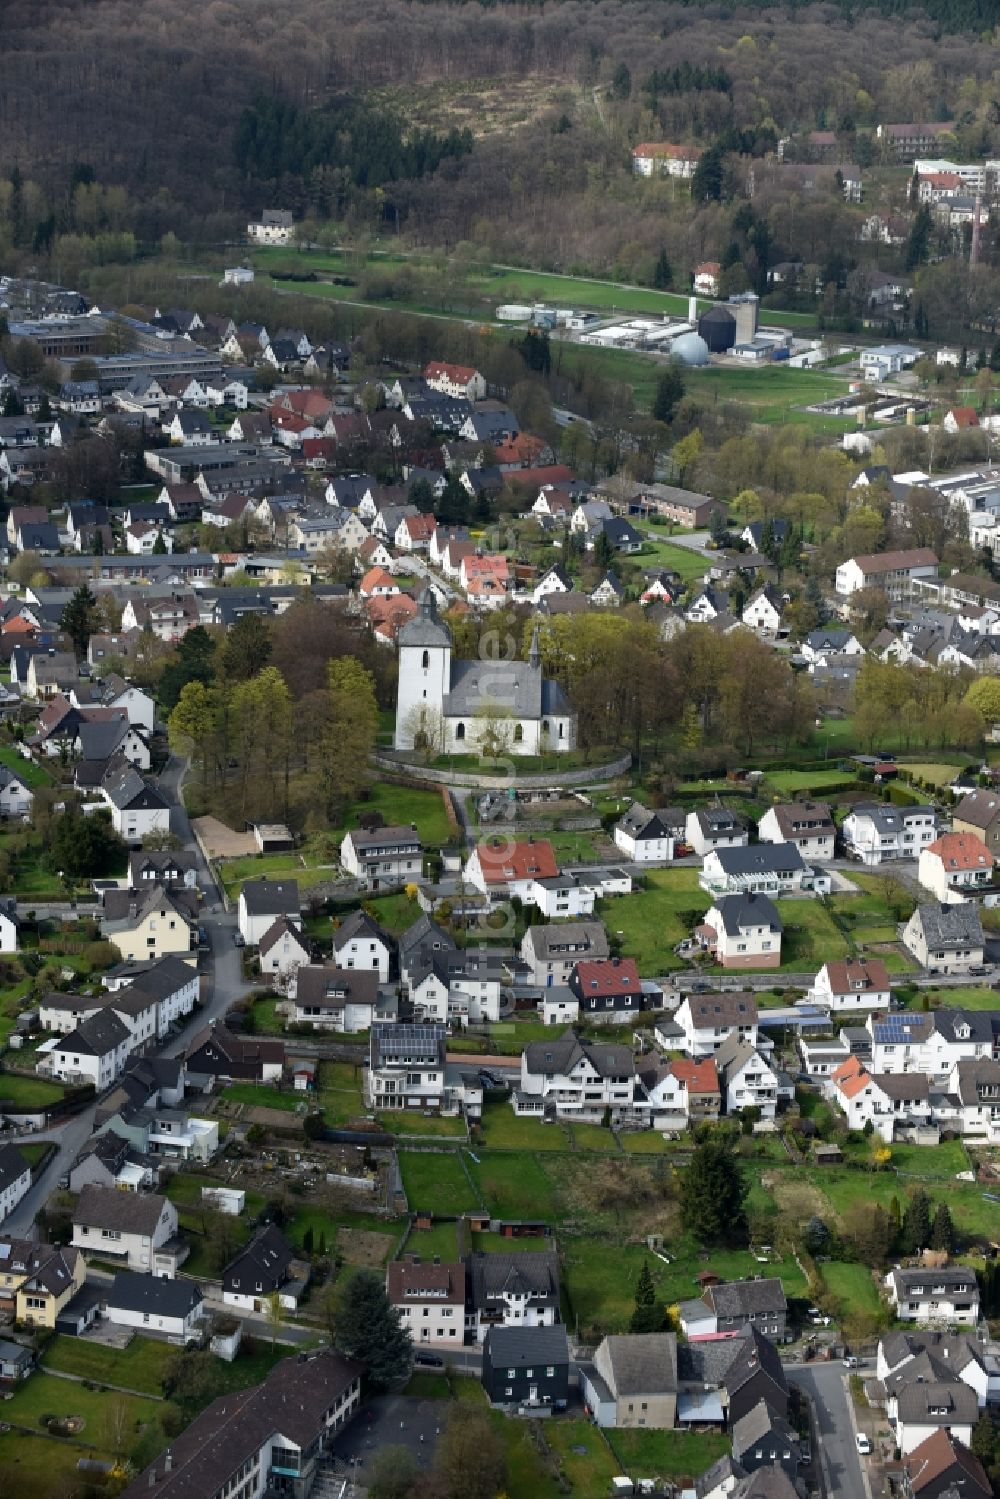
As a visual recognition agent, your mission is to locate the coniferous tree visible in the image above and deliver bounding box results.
[901,1189,932,1254]
[333,1268,412,1387]
[680,1140,749,1246]
[630,1262,664,1333]
[653,246,672,290]
[930,1202,955,1254]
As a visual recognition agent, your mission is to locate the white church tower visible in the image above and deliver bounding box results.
[394,591,452,751]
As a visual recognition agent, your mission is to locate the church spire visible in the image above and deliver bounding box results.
[529,625,541,670]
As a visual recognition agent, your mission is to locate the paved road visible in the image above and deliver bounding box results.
[5,754,250,1234]
[788,1361,868,1499]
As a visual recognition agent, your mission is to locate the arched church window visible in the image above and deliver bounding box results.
[514,724,524,742]
[421,650,429,669]
[455,723,465,741]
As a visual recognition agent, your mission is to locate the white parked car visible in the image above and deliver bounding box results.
[856,1434,871,1456]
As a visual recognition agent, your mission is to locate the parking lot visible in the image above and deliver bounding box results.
[329,1392,447,1483]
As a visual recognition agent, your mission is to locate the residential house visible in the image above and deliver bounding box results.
[0,897,18,955]
[879,1331,991,1414]
[951,789,1000,858]
[105,1272,203,1341]
[903,902,985,974]
[682,1279,788,1341]
[386,1257,467,1348]
[613,803,681,863]
[424,362,486,402]
[340,825,424,891]
[716,1035,779,1122]
[842,802,938,864]
[694,262,721,296]
[675,991,760,1057]
[128,849,198,891]
[918,833,994,902]
[101,884,195,963]
[0,1238,86,1328]
[258,918,311,991]
[68,1132,155,1195]
[632,142,704,177]
[0,764,33,820]
[580,1332,678,1428]
[71,1185,182,1276]
[742,586,784,635]
[520,922,610,987]
[223,1225,299,1312]
[808,957,892,1012]
[119,1348,362,1499]
[39,1009,134,1089]
[185,1026,284,1086]
[470,1251,561,1341]
[568,957,644,1024]
[464,838,560,902]
[904,1430,992,1499]
[0,1146,31,1225]
[516,1031,636,1121]
[699,843,811,897]
[365,1022,482,1118]
[685,807,749,858]
[835,549,940,599]
[698,893,783,969]
[291,965,379,1033]
[892,1381,979,1458]
[731,1402,800,1481]
[757,802,835,861]
[238,878,301,947]
[482,1324,569,1409]
[408,945,504,1026]
[885,1267,980,1326]
[101,767,171,843]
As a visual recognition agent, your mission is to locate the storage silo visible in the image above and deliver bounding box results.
[728,292,760,345]
[697,305,737,353]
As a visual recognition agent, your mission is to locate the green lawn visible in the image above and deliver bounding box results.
[0,1070,66,1108]
[910,986,1000,1011]
[218,1082,302,1113]
[379,1112,468,1138]
[316,1059,365,1124]
[818,1261,883,1318]
[897,762,963,787]
[41,1334,175,1395]
[567,1121,621,1153]
[547,829,615,864]
[620,1131,673,1154]
[469,1151,560,1220]
[163,1171,267,1217]
[765,768,861,794]
[597,866,703,973]
[366,892,425,934]
[770,897,852,972]
[402,1220,460,1261]
[607,1428,731,1481]
[0,1430,103,1499]
[2,1371,169,1469]
[631,540,708,585]
[478,1103,572,1151]
[337,782,452,847]
[399,1150,481,1215]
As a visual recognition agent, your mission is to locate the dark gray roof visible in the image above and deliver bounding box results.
[333,909,392,952]
[239,878,300,916]
[108,1271,201,1319]
[102,766,168,811]
[295,964,378,1010]
[889,1266,979,1299]
[707,1278,787,1320]
[60,1008,131,1058]
[708,893,783,936]
[711,844,806,876]
[694,807,747,835]
[224,1224,293,1293]
[895,1382,979,1426]
[522,1030,635,1079]
[445,657,572,719]
[523,922,609,961]
[880,1331,983,1378]
[617,803,683,840]
[0,1144,29,1195]
[731,1399,797,1460]
[470,1250,560,1309]
[398,590,452,648]
[398,913,455,963]
[484,1323,568,1365]
[910,901,984,951]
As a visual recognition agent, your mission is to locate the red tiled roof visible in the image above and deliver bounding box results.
[822,957,891,992]
[474,838,559,884]
[669,1057,720,1094]
[632,143,704,160]
[574,957,641,996]
[925,831,992,870]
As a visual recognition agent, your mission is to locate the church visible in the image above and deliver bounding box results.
[394,593,578,755]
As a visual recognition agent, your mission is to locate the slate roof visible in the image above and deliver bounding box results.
[707,893,783,936]
[710,844,806,876]
[0,1145,29,1195]
[470,1250,560,1310]
[224,1224,293,1293]
[953,789,1000,829]
[683,991,759,1029]
[706,1278,787,1320]
[484,1324,568,1365]
[895,1382,979,1426]
[523,922,609,960]
[74,1184,169,1236]
[294,964,378,1010]
[239,878,300,916]
[731,1399,797,1461]
[59,1008,131,1058]
[121,1349,362,1499]
[910,902,984,951]
[523,1030,635,1079]
[108,1271,202,1320]
[597,1332,678,1395]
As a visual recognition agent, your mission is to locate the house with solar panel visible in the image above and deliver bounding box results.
[364,1022,483,1118]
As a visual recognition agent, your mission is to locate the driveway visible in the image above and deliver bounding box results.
[788,1361,869,1499]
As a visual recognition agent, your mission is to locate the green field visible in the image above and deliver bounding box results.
[399,1150,481,1215]
[818,1261,883,1319]
[684,363,852,427]
[41,1335,175,1395]
[631,539,710,585]
[0,1430,104,1499]
[607,1428,731,1481]
[0,1070,66,1108]
[478,1103,573,1151]
[912,986,1000,1010]
[597,867,703,973]
[218,1082,302,1112]
[469,1151,561,1220]
[380,1111,468,1138]
[2,1371,169,1470]
[764,768,862,794]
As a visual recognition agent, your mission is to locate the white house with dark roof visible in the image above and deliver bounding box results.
[843,802,938,864]
[386,1256,466,1348]
[238,878,301,946]
[885,1267,980,1327]
[39,1009,134,1089]
[340,825,424,891]
[101,767,171,843]
[698,893,783,969]
[71,1185,181,1276]
[0,1145,31,1225]
[700,842,814,897]
[258,917,311,989]
[520,922,610,987]
[613,803,681,863]
[517,1030,636,1121]
[674,991,760,1056]
[903,902,985,974]
[685,807,749,858]
[716,1035,779,1122]
[105,1271,203,1340]
[0,764,33,820]
[332,910,393,980]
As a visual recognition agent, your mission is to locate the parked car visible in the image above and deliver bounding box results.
[234,932,245,948]
[856,1434,871,1456]
[843,1356,859,1369]
[414,1352,444,1368]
